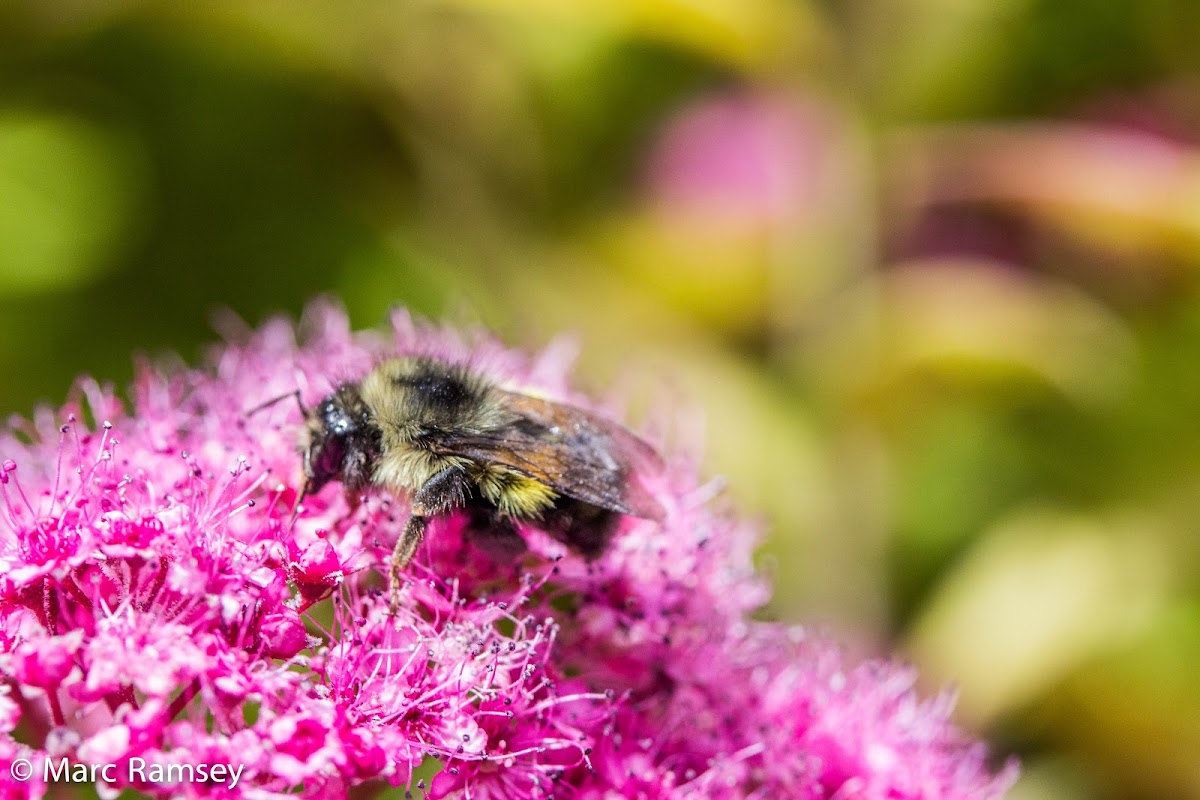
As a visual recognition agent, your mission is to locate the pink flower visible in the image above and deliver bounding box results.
[647,92,838,234]
[0,300,1017,798]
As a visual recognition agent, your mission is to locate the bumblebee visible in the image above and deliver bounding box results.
[296,357,663,605]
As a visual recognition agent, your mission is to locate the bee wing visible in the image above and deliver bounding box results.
[428,392,664,520]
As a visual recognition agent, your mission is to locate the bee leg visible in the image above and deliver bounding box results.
[387,465,470,613]
[544,499,618,558]
[388,515,428,613]
[465,506,527,560]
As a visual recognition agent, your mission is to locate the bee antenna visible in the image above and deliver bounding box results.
[245,389,307,419]
[289,481,309,527]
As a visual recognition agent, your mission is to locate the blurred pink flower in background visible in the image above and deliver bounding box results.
[621,91,862,332]
[893,121,1200,270]
[0,302,1016,798]
[647,92,834,234]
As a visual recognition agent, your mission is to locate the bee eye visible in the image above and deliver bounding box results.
[320,398,358,437]
[317,436,346,474]
[305,388,373,493]
[305,432,347,492]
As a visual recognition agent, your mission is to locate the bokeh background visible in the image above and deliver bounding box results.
[3,2,1200,798]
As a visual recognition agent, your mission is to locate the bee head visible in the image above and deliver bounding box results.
[301,384,379,495]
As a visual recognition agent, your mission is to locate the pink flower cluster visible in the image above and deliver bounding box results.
[0,303,1017,799]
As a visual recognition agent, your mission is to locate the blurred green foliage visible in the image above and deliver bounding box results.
[4,1,1200,798]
